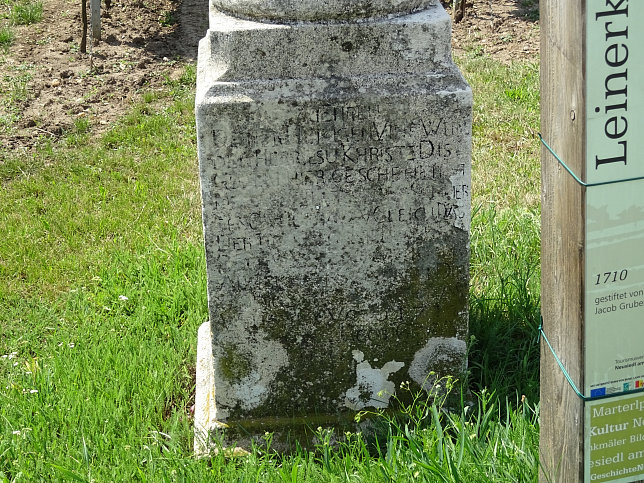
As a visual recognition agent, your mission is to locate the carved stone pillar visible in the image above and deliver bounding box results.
[194,0,472,453]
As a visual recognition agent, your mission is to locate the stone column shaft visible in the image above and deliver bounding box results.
[195,0,472,453]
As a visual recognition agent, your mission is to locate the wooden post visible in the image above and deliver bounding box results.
[540,0,585,481]
[542,1,644,482]
[80,0,88,53]
[452,0,465,23]
[91,0,100,41]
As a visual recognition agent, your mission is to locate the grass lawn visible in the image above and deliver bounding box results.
[0,50,542,481]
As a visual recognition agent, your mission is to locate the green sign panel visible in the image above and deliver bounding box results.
[585,1,644,481]
[587,395,644,482]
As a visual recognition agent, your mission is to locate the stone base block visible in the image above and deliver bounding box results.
[195,321,369,454]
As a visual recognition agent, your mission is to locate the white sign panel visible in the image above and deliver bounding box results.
[584,1,644,482]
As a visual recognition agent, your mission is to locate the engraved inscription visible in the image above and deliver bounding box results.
[204,102,470,255]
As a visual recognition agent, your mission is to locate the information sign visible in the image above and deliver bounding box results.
[585,1,644,481]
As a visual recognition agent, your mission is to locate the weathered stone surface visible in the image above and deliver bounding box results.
[194,321,217,456]
[212,0,434,23]
[201,8,453,82]
[195,0,471,450]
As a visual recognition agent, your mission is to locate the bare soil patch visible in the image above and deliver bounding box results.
[445,0,539,63]
[1,0,209,151]
[1,0,538,152]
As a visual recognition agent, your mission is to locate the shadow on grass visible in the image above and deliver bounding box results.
[467,206,541,406]
[469,294,540,404]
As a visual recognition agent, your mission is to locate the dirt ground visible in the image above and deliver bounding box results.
[446,0,539,63]
[1,0,539,152]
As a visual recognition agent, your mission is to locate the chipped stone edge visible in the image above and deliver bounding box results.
[194,321,220,457]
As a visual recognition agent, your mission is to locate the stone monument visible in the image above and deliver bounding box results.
[194,0,472,453]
